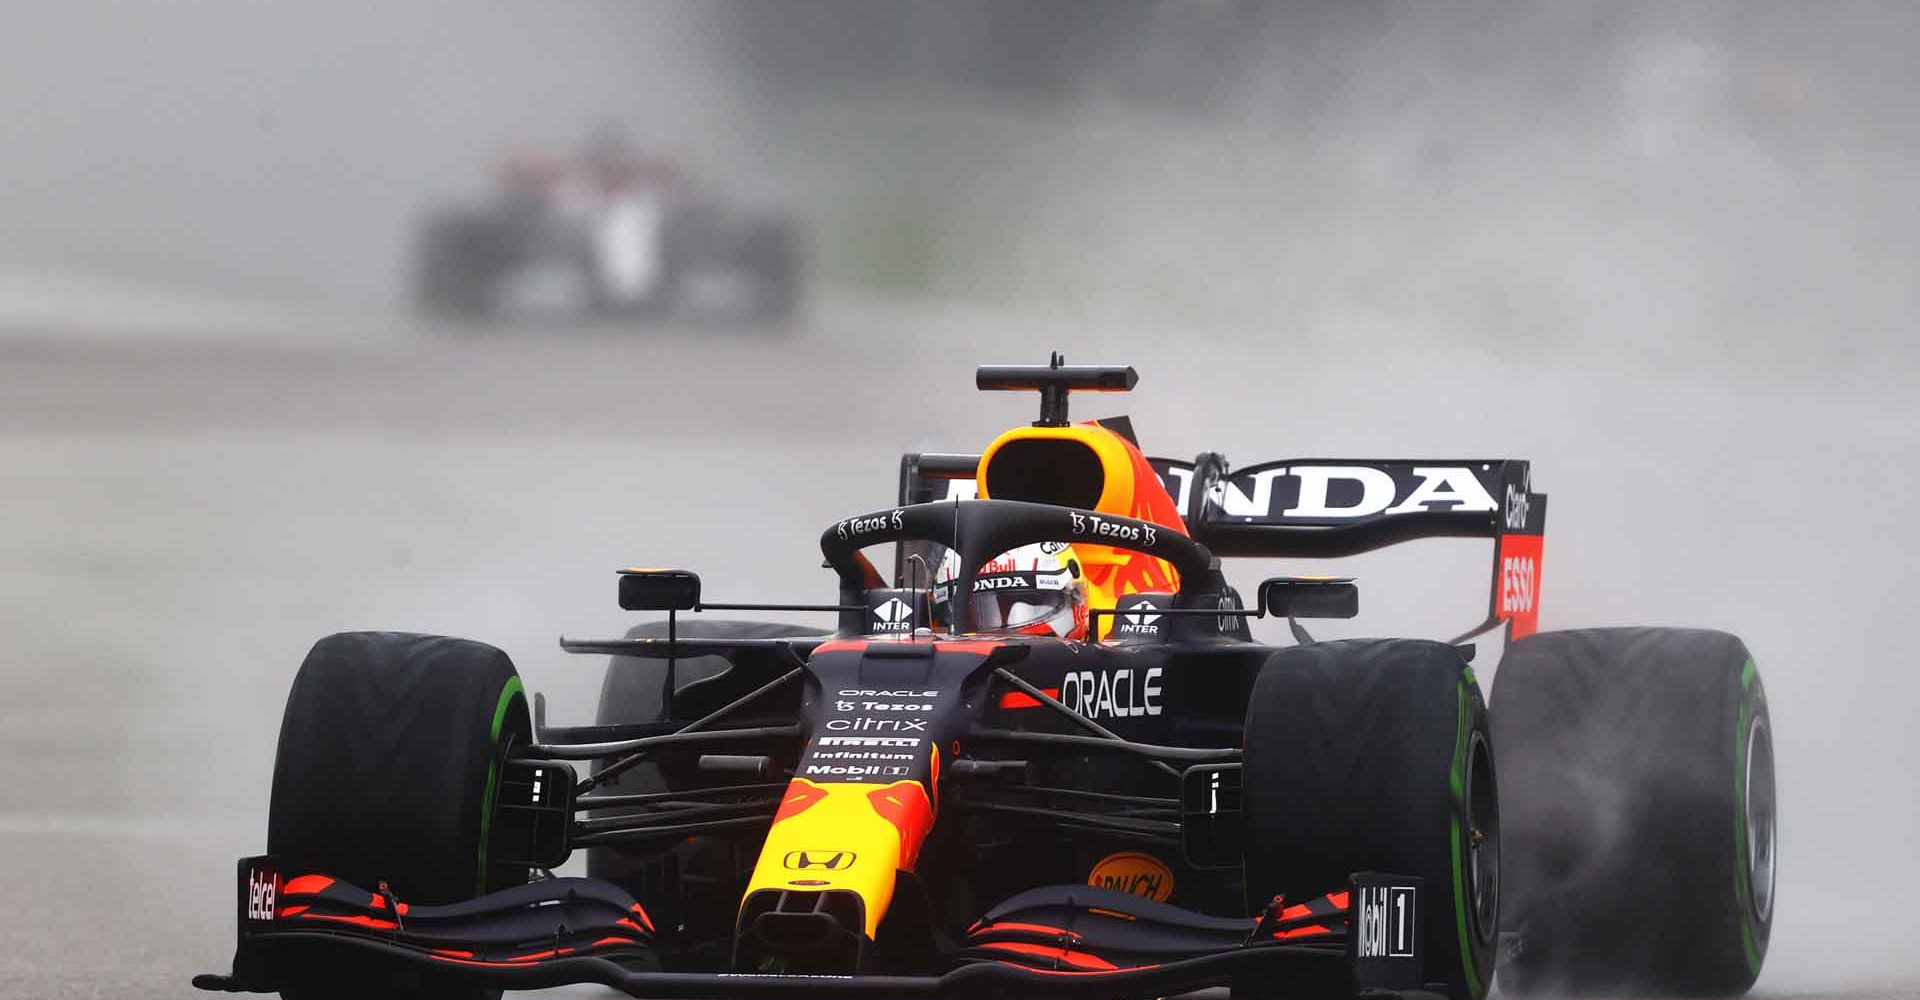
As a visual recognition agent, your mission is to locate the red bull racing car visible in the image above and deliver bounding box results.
[197,360,1777,1000]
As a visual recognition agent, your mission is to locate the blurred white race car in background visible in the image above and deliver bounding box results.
[414,141,802,325]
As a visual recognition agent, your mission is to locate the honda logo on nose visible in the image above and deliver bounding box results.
[783,850,856,871]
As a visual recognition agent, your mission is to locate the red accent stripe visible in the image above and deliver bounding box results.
[626,906,656,934]
[278,905,308,917]
[366,895,413,914]
[817,638,1008,655]
[505,948,573,962]
[288,912,397,930]
[773,780,831,822]
[1273,923,1333,940]
[977,941,1118,971]
[975,920,1079,940]
[1326,891,1350,910]
[997,688,1061,709]
[426,954,544,968]
[282,875,335,896]
[993,961,1162,976]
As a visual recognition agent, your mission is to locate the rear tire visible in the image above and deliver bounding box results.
[267,631,531,1000]
[1242,639,1497,1000]
[593,619,824,734]
[1491,627,1773,996]
[414,213,510,320]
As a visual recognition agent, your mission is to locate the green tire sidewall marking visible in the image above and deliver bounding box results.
[478,675,526,893]
[489,675,525,740]
[1733,659,1763,975]
[1449,677,1485,999]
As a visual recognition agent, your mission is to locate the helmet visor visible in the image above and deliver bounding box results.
[935,566,1076,634]
[970,589,1074,633]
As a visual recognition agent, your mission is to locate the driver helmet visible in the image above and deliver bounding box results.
[932,542,1088,640]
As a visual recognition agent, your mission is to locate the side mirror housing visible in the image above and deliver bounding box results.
[1259,576,1358,619]
[618,568,701,611]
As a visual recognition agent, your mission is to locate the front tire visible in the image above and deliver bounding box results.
[266,632,531,999]
[1491,627,1773,996]
[1242,639,1497,1000]
[414,213,511,320]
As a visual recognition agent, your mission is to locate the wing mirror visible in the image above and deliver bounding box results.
[618,568,702,611]
[1258,576,1358,619]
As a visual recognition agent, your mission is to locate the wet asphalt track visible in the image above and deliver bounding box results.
[3,305,1917,998]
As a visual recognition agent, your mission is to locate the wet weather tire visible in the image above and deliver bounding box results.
[267,631,532,1000]
[1491,627,1773,996]
[1242,639,1498,1000]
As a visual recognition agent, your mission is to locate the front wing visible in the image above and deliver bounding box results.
[197,856,1440,1000]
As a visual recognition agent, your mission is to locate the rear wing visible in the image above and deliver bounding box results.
[897,453,1546,640]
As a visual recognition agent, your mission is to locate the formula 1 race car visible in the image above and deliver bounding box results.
[413,141,801,325]
[197,359,1776,1000]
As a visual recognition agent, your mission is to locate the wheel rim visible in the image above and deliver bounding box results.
[1465,729,1500,944]
[1746,715,1777,923]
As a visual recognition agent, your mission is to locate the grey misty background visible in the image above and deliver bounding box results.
[6,0,1917,360]
[0,2,1915,997]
